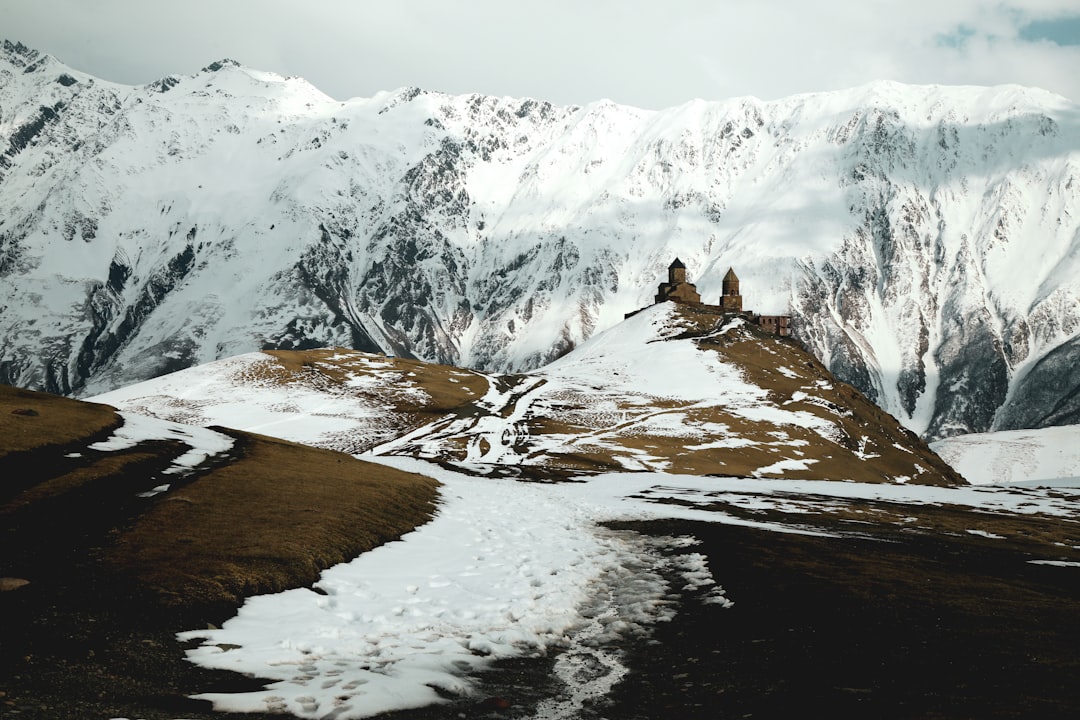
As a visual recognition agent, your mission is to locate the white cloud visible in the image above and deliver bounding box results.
[4,0,1079,107]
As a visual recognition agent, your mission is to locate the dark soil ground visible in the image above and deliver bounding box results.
[598,518,1080,720]
[373,510,1080,720]
[10,505,1077,720]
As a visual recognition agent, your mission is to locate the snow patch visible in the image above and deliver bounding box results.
[88,411,233,475]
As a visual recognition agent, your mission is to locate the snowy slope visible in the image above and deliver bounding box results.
[175,455,1080,719]
[3,40,1080,440]
[931,425,1080,485]
[88,348,492,455]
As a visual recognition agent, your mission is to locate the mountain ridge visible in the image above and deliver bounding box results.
[2,40,1079,440]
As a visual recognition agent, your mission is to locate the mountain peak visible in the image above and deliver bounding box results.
[1,50,1077,443]
[0,39,93,94]
[200,58,242,73]
[1,39,47,70]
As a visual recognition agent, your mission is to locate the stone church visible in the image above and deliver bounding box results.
[646,258,792,337]
[654,258,701,304]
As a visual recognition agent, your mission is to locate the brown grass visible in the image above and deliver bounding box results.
[1,384,441,615]
[259,348,487,414]
[682,308,962,484]
[515,306,964,485]
[0,384,120,460]
[108,428,440,609]
[653,490,1080,558]
[2,450,166,512]
[215,349,492,454]
[378,356,489,412]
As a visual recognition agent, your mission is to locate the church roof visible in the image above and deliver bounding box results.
[669,258,686,269]
[723,267,739,281]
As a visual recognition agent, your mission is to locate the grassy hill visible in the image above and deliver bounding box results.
[504,304,963,483]
[0,384,439,717]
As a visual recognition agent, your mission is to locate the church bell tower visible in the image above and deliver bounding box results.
[721,267,742,312]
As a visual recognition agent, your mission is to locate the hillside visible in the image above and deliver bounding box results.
[4,377,1078,718]
[1,40,1079,440]
[93,303,964,485]
[0,383,439,716]
[0,384,438,605]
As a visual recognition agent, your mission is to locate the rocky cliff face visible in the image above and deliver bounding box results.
[1,40,1078,439]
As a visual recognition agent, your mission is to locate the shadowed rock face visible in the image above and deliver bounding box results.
[994,335,1080,429]
[1,44,1078,440]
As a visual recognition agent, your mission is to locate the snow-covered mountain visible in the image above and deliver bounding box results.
[2,40,1079,440]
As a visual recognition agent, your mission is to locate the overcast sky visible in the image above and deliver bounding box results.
[6,0,1080,108]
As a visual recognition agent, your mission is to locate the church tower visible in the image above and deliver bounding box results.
[721,267,742,312]
[668,258,687,284]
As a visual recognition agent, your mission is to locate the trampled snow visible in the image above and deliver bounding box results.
[90,352,414,453]
[175,458,1079,718]
[178,458,718,718]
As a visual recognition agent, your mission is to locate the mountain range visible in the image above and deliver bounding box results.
[2,39,1078,440]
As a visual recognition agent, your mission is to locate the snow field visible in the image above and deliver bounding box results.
[171,456,1080,718]
[91,352,416,452]
[930,425,1080,486]
[593,473,1080,519]
[178,458,703,719]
